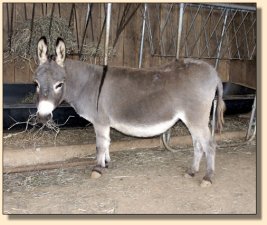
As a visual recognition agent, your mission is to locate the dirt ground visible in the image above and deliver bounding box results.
[3,139,256,214]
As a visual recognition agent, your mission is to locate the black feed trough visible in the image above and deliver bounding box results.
[3,84,89,130]
[222,82,255,116]
[3,82,255,130]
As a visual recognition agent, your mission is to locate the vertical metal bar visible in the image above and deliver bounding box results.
[97,3,111,111]
[246,96,256,140]
[215,9,228,69]
[104,3,112,66]
[138,4,147,68]
[211,99,217,137]
[176,3,184,59]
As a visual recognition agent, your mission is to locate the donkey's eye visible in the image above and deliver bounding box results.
[34,80,40,91]
[34,80,39,87]
[56,83,63,89]
[55,82,64,90]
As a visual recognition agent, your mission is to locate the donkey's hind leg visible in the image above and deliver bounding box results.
[91,125,111,179]
[200,130,216,187]
[186,135,204,177]
[186,124,216,187]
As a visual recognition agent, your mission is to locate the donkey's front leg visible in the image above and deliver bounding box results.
[91,125,111,179]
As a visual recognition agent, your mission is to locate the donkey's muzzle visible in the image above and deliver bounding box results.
[36,100,55,124]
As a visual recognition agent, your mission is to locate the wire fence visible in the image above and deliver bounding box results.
[142,3,256,62]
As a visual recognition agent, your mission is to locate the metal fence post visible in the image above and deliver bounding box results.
[104,3,112,66]
[176,3,184,59]
[138,4,147,68]
[246,95,256,140]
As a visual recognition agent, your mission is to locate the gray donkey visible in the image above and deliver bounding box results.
[34,37,225,187]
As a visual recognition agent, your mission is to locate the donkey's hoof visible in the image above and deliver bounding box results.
[200,179,212,188]
[91,165,104,179]
[91,170,102,179]
[184,172,194,179]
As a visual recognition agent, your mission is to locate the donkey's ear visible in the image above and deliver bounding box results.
[55,37,66,67]
[37,36,48,65]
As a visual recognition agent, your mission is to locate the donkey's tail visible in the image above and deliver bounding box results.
[216,79,226,133]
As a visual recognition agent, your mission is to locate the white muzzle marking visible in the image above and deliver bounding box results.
[37,100,55,116]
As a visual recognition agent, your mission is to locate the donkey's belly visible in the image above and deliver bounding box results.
[110,112,185,137]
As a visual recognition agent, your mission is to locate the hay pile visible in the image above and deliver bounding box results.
[9,16,115,62]
[11,16,76,61]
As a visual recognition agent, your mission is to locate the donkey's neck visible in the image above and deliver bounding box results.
[63,59,103,121]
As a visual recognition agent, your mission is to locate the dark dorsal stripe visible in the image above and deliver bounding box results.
[97,65,108,111]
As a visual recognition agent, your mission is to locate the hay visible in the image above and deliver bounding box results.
[8,16,116,63]
[20,92,37,104]
[4,112,75,146]
[11,16,76,61]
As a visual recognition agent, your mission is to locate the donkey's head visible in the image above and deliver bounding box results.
[34,36,66,123]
